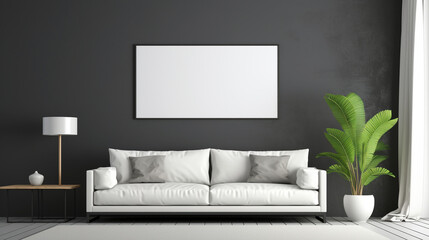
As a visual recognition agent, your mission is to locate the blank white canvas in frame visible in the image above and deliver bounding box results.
[135,45,278,118]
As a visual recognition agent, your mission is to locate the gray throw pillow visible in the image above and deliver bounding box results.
[128,155,166,183]
[247,155,291,183]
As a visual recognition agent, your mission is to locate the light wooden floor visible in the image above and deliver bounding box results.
[1,216,429,240]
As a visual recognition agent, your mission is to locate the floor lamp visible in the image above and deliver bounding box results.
[43,117,78,185]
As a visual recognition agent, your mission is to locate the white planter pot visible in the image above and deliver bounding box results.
[343,195,374,222]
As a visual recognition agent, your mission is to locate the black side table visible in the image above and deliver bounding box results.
[0,184,79,223]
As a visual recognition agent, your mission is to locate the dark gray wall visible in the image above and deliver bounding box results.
[0,0,401,217]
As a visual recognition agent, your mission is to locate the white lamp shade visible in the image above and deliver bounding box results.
[43,117,78,135]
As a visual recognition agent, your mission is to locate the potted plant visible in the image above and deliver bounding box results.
[317,93,397,222]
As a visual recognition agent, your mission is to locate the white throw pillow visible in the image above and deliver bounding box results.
[210,149,309,185]
[109,148,210,185]
[296,167,319,190]
[94,167,118,190]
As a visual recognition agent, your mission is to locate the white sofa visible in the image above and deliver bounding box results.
[86,148,327,222]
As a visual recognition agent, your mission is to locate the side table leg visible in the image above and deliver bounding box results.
[31,190,34,222]
[37,190,40,219]
[40,189,43,219]
[74,189,77,219]
[6,190,9,223]
[64,190,67,222]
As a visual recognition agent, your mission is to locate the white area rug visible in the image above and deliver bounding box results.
[24,225,389,240]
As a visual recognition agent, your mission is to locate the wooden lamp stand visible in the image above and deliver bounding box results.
[58,135,62,185]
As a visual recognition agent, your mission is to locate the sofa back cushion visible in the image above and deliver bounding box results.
[109,148,210,185]
[210,149,309,185]
[164,150,210,185]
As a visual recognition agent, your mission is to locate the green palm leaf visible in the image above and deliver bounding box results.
[327,164,351,181]
[324,94,357,147]
[365,155,388,170]
[375,141,389,151]
[361,167,395,186]
[346,93,365,144]
[316,152,349,172]
[324,128,355,164]
[360,110,398,170]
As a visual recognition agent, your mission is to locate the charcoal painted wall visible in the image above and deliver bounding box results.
[0,0,401,217]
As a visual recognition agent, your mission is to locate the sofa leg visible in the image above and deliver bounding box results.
[87,214,99,223]
[315,213,327,223]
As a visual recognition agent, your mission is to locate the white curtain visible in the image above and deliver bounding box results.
[382,0,429,222]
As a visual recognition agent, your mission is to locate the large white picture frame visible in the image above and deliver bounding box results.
[135,45,278,119]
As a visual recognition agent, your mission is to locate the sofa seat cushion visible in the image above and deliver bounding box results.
[94,183,209,206]
[209,183,318,206]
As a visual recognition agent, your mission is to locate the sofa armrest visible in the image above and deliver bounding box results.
[86,170,95,212]
[319,169,327,212]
